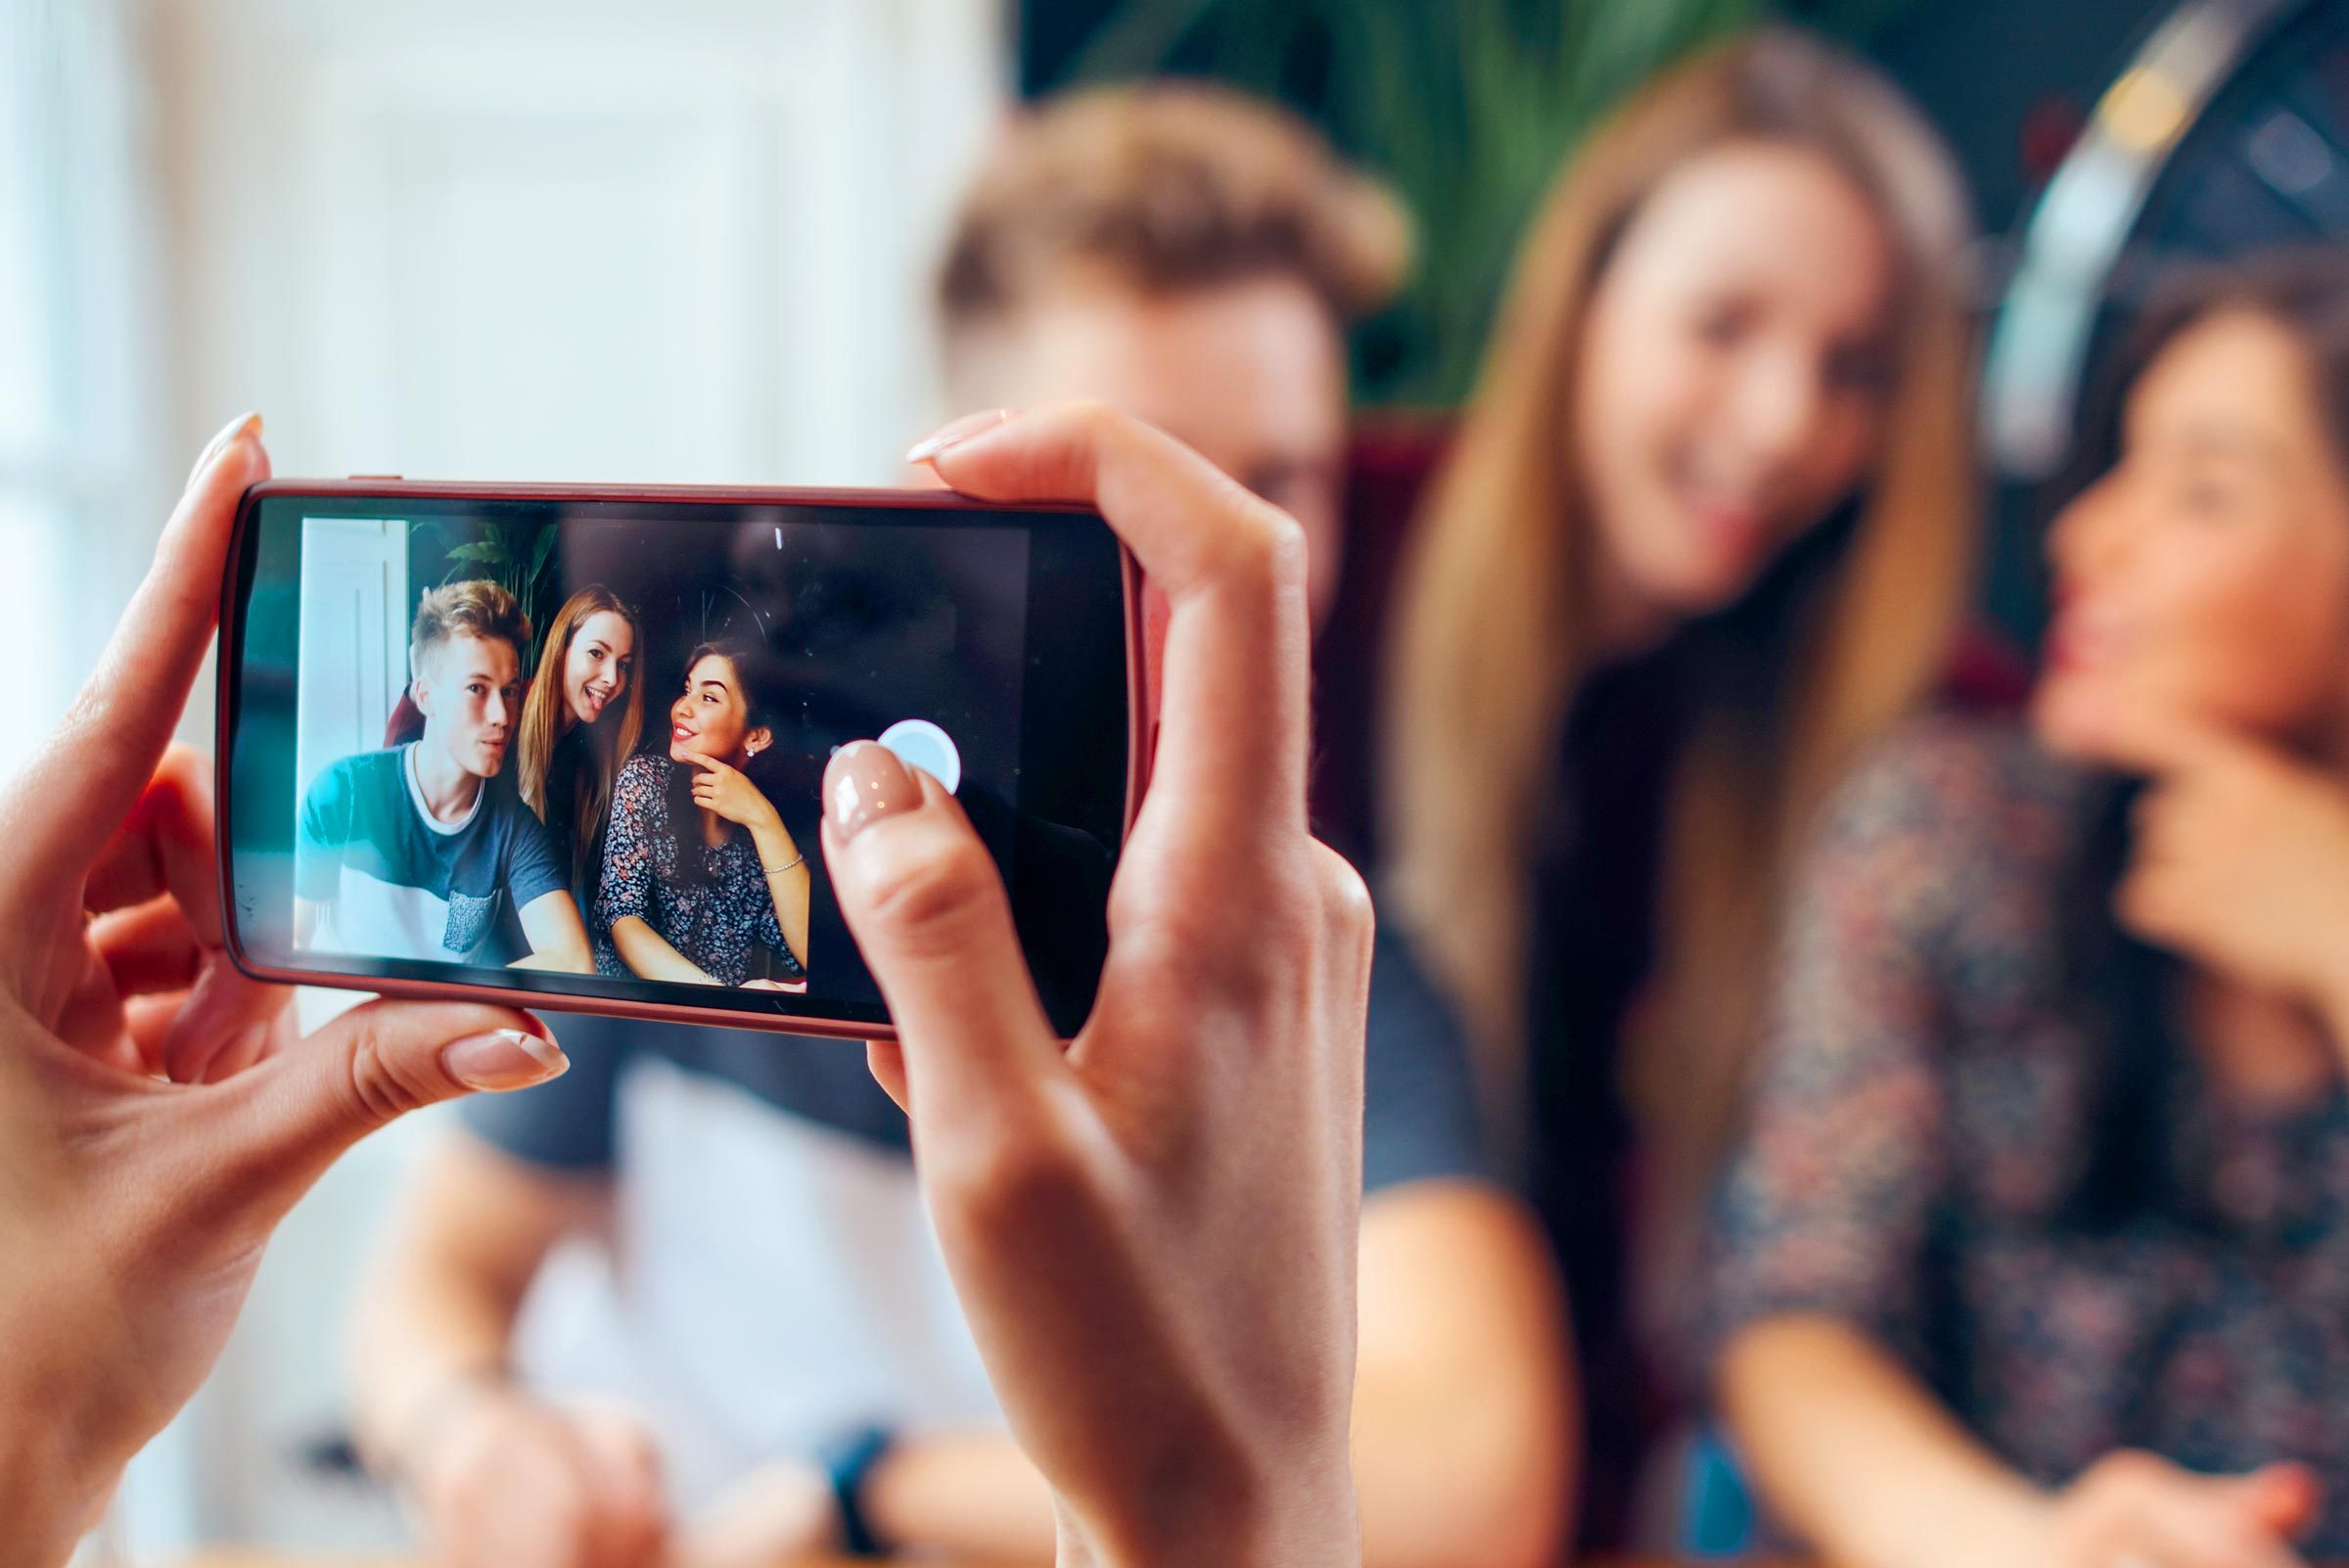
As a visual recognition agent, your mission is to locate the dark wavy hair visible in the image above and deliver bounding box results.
[2060,247,2349,1232]
[665,637,787,890]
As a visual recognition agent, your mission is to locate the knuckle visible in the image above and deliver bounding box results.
[1187,862,1324,1004]
[1310,840,1375,946]
[337,1014,438,1130]
[1205,493,1300,588]
[1063,395,1121,438]
[854,825,1004,954]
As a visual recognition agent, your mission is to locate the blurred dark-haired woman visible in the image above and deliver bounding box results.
[1708,250,2349,1565]
[598,638,809,988]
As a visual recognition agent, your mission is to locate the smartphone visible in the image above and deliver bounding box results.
[216,480,1143,1040]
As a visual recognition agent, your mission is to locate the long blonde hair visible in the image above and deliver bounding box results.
[518,584,645,900]
[1383,27,1978,1202]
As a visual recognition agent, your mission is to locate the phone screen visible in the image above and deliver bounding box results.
[219,484,1132,1036]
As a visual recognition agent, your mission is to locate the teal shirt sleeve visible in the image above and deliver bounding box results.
[295,761,353,901]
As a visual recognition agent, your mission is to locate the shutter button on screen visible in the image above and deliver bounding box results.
[877,719,961,795]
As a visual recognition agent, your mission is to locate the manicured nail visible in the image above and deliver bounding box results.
[188,411,262,487]
[905,408,1013,465]
[442,1027,568,1091]
[825,739,921,840]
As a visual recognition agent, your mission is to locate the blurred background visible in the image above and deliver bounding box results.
[10,0,2349,1552]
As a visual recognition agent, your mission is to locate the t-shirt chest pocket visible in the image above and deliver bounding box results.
[443,888,504,957]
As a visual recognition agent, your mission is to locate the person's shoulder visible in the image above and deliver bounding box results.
[1809,711,2087,905]
[302,747,401,805]
[615,751,667,791]
[1826,710,2081,840]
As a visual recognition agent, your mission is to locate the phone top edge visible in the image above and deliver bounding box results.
[240,477,1104,517]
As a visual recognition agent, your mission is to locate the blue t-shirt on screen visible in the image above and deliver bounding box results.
[296,743,568,965]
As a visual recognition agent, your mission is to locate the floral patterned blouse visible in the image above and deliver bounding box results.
[1705,715,2349,1554]
[593,753,804,987]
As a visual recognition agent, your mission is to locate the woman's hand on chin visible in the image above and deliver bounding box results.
[2096,707,2349,1044]
[686,751,780,831]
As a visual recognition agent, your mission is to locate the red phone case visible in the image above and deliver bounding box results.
[214,478,1152,1042]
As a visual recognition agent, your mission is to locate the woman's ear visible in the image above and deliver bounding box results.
[746,724,773,759]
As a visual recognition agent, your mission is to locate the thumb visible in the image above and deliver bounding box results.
[207,1000,566,1210]
[821,740,1062,1123]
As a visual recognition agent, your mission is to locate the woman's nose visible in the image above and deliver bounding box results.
[2050,472,2127,580]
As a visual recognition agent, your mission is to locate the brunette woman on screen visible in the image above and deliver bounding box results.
[597,638,810,988]
[515,584,643,914]
[1707,251,2349,1567]
[1377,27,1978,1539]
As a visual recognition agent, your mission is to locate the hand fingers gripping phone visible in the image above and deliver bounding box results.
[216,480,1144,1039]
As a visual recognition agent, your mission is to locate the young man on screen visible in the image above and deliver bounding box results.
[296,579,593,974]
[352,89,1571,1568]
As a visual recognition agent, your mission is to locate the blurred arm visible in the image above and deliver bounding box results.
[609,914,717,985]
[746,818,811,970]
[1719,1315,2044,1568]
[513,888,593,973]
[1351,1180,1572,1568]
[346,1130,611,1474]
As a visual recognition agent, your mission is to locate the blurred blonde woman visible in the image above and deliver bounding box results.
[1382,25,1978,1542]
[516,583,643,914]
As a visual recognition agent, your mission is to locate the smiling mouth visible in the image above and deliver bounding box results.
[671,724,695,743]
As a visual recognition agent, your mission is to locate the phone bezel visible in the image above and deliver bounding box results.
[213,478,1150,1041]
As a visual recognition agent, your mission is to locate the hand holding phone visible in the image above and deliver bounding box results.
[834,403,1373,1568]
[0,418,569,1561]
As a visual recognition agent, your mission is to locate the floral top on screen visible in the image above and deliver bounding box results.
[1704,715,2349,1556]
[594,753,803,987]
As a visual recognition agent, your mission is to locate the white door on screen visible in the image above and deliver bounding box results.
[293,517,409,803]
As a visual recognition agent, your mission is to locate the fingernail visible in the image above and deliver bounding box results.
[442,1028,568,1091]
[825,739,921,841]
[905,408,1013,465]
[188,411,262,487]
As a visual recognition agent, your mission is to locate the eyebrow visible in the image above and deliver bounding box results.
[695,677,731,696]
